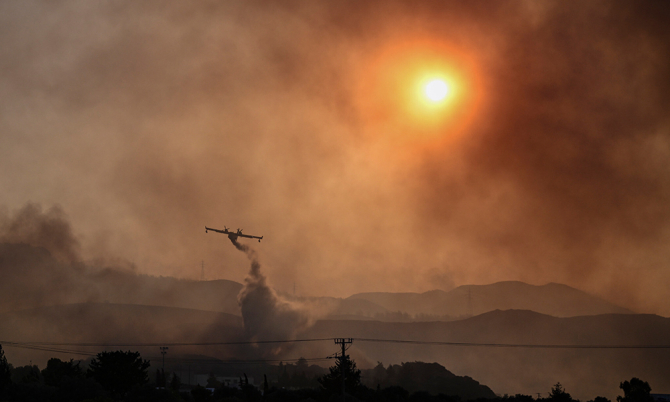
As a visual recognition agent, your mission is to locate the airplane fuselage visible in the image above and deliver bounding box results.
[205,226,263,242]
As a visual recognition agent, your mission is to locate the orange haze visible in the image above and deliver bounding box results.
[355,39,485,148]
[1,1,670,317]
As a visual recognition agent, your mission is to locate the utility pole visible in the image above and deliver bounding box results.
[334,338,353,402]
[160,346,169,388]
[201,261,205,281]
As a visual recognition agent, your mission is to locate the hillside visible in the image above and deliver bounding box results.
[293,311,670,401]
[348,281,633,318]
[0,242,243,314]
[0,303,246,371]
[0,243,636,322]
[88,272,244,315]
[0,303,243,343]
[2,303,668,400]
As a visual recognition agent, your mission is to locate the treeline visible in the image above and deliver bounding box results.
[0,344,657,402]
[486,380,654,402]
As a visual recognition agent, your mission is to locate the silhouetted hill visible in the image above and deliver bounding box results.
[0,303,247,370]
[0,242,243,314]
[0,243,635,322]
[89,272,243,315]
[2,303,669,400]
[348,281,633,318]
[278,294,391,321]
[362,361,496,400]
[0,303,243,344]
[331,297,390,316]
[290,310,670,401]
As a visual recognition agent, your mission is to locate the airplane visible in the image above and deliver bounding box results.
[205,225,263,242]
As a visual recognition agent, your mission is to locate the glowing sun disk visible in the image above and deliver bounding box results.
[425,79,449,101]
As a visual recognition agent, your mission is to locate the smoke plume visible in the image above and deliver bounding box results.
[231,236,313,344]
[1,1,670,315]
[0,203,80,263]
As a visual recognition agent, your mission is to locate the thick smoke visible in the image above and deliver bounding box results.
[231,236,313,344]
[0,203,243,319]
[0,203,89,312]
[0,203,80,263]
[1,1,670,315]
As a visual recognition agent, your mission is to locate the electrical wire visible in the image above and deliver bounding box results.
[2,340,332,365]
[0,338,333,347]
[1,341,98,357]
[156,356,332,365]
[4,337,670,352]
[356,338,670,349]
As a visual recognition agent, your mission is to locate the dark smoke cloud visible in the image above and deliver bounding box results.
[0,1,669,315]
[231,236,314,345]
[0,203,80,263]
[0,203,91,312]
[0,203,242,324]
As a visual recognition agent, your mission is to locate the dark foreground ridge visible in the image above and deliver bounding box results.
[0,343,657,402]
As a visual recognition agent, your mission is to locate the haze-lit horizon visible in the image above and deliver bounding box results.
[2,1,670,318]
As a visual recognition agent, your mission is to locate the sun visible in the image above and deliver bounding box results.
[425,79,449,102]
[354,38,483,143]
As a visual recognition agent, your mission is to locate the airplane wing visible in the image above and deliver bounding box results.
[205,226,229,234]
[205,226,263,242]
[236,233,264,240]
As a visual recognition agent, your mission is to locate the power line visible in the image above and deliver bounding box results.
[0,338,334,347]
[2,341,331,365]
[155,356,332,365]
[356,338,670,349]
[1,341,98,357]
[4,337,670,350]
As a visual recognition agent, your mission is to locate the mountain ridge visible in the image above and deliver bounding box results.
[347,280,633,318]
[0,242,640,321]
[1,303,668,400]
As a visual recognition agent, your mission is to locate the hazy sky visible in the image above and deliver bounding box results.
[1,1,669,314]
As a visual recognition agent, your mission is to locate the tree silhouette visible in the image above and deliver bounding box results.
[589,397,612,402]
[191,384,212,402]
[371,361,387,388]
[41,358,83,387]
[0,345,12,394]
[170,372,181,392]
[11,364,41,384]
[617,378,653,402]
[87,350,150,398]
[318,353,362,397]
[548,382,573,402]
